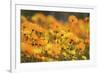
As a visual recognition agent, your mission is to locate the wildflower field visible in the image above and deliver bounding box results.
[21,10,90,63]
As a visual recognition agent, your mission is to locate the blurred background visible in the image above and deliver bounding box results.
[21,10,89,22]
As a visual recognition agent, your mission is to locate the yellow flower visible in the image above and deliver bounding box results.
[33,48,42,55]
[66,32,79,43]
[82,56,87,60]
[46,44,61,58]
[62,52,68,57]
[69,50,76,55]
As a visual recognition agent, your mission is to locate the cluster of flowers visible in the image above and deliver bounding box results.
[21,13,90,62]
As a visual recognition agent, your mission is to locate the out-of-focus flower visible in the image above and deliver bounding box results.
[68,15,78,25]
[31,13,46,25]
[76,41,85,54]
[21,42,34,56]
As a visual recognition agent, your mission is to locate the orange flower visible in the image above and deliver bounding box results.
[76,41,85,52]
[21,42,34,55]
[84,17,89,23]
[32,13,46,24]
[36,38,47,46]
[30,23,46,33]
[35,26,46,33]
[85,38,90,44]
[46,15,61,30]
[31,33,39,40]
[68,15,78,25]
[21,16,28,23]
[66,32,79,43]
[21,21,35,32]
